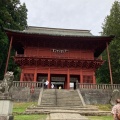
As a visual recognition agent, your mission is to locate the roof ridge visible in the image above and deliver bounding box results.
[27,26,91,32]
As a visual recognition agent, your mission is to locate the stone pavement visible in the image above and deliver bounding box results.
[46,113,89,120]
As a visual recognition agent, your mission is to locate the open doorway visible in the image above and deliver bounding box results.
[70,75,80,89]
[51,74,66,89]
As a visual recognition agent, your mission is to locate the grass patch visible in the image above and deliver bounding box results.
[13,102,112,120]
[13,102,37,113]
[14,114,46,120]
[96,104,112,111]
[88,116,112,120]
[13,102,47,120]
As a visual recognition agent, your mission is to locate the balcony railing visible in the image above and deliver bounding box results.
[78,83,120,89]
[15,54,95,60]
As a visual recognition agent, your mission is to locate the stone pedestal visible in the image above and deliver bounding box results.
[0,98,14,120]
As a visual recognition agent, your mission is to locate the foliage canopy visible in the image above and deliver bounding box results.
[96,1,120,84]
[0,0,27,80]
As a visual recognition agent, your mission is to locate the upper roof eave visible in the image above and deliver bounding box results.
[4,27,115,40]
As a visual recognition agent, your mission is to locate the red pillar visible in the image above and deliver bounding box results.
[5,36,13,74]
[64,78,67,89]
[80,70,83,83]
[20,70,24,81]
[48,68,50,88]
[67,69,70,89]
[34,68,37,82]
[93,72,96,84]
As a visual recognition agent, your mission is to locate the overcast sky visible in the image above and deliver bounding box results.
[20,0,117,35]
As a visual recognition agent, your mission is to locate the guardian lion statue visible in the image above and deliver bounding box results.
[0,71,14,94]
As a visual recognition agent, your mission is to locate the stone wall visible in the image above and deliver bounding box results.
[80,89,112,105]
[10,87,41,102]
[10,87,118,105]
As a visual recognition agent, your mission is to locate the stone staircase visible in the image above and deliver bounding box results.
[41,89,56,106]
[40,89,83,107]
[25,89,110,116]
[56,89,83,107]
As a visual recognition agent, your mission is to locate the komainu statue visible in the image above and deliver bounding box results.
[0,71,14,94]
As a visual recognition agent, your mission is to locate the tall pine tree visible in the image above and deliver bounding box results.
[0,0,27,80]
[96,1,120,84]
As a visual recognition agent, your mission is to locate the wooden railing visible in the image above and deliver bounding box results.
[15,54,95,60]
[78,83,120,89]
[13,81,43,88]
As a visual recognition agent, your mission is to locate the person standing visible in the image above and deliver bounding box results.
[45,80,49,89]
[111,99,120,120]
[51,84,54,89]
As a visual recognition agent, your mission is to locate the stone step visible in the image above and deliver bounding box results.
[41,96,56,98]
[57,101,81,103]
[46,113,89,120]
[41,104,56,106]
[42,97,56,100]
[57,94,78,95]
[57,95,79,97]
[41,98,56,101]
[27,106,98,111]
[56,104,83,106]
[42,93,55,95]
[41,101,56,104]
[38,105,84,108]
[25,109,111,116]
[40,102,56,105]
[57,99,82,101]
[57,98,81,101]
[57,102,82,105]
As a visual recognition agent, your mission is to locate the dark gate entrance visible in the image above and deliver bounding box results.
[70,75,80,89]
[51,74,66,89]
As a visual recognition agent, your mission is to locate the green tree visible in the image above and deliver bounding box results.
[0,0,27,80]
[96,1,120,84]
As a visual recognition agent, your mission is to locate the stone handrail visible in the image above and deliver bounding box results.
[8,81,120,89]
[13,81,43,88]
[78,83,120,89]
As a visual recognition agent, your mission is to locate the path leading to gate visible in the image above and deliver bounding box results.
[46,112,89,120]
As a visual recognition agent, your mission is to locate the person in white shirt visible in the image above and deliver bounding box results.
[51,84,54,89]
[45,80,49,89]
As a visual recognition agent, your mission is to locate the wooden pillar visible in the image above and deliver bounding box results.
[106,42,113,84]
[80,70,83,83]
[5,36,13,74]
[48,68,50,88]
[34,68,37,82]
[64,81,66,89]
[64,77,67,89]
[93,72,96,84]
[20,70,24,81]
[67,69,70,89]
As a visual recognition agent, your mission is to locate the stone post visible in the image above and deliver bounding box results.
[0,95,14,120]
[0,71,14,120]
